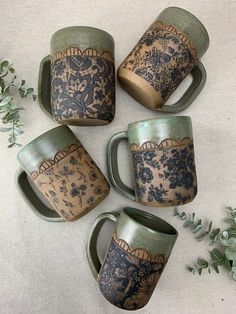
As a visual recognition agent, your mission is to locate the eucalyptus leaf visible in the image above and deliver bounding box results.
[0,58,36,147]
[225,247,236,260]
[0,127,12,132]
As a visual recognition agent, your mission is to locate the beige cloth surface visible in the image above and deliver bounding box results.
[1,0,236,313]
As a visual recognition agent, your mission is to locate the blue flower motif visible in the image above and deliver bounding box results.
[143,151,157,162]
[143,47,171,70]
[138,167,153,184]
[95,89,105,101]
[147,184,167,202]
[133,152,143,164]
[136,185,146,200]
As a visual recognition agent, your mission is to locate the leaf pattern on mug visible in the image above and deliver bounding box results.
[51,48,115,123]
[121,21,197,102]
[131,138,197,206]
[30,143,109,220]
[98,232,168,310]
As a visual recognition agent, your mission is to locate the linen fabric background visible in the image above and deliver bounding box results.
[1,0,236,313]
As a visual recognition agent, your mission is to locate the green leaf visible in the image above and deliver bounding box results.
[9,66,15,73]
[14,128,23,135]
[211,262,219,273]
[183,220,191,227]
[0,127,11,132]
[187,266,194,272]
[180,211,187,220]
[0,95,13,106]
[193,224,203,234]
[208,221,213,232]
[210,248,224,264]
[197,258,208,268]
[6,112,20,122]
[27,87,34,94]
[0,60,9,69]
[222,231,229,239]
[225,247,236,260]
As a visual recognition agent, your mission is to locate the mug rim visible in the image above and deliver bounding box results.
[128,116,191,129]
[51,25,114,44]
[160,6,210,46]
[17,125,68,163]
[122,207,178,237]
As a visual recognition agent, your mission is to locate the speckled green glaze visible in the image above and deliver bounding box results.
[116,208,178,254]
[158,7,209,58]
[87,207,178,310]
[127,116,192,146]
[51,26,114,55]
[17,126,77,175]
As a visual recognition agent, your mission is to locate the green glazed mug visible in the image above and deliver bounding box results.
[107,116,197,207]
[38,26,115,125]
[17,126,110,221]
[118,7,209,112]
[87,207,178,310]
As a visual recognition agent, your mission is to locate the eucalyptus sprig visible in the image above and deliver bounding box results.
[174,207,236,280]
[0,59,37,147]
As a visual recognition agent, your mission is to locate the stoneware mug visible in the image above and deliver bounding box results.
[117,7,209,112]
[38,26,115,125]
[107,116,197,207]
[87,207,178,310]
[17,126,110,221]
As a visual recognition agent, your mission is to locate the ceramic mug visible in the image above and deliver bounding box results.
[107,116,197,207]
[38,26,115,125]
[118,7,209,112]
[17,126,110,221]
[87,207,178,310]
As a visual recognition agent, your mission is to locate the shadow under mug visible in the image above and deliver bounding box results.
[17,125,110,221]
[117,7,209,113]
[38,26,115,126]
[107,116,197,207]
[87,207,178,310]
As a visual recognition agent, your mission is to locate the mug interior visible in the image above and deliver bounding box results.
[123,207,178,236]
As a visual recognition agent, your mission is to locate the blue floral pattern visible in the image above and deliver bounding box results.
[132,140,197,206]
[51,51,115,123]
[31,143,109,221]
[121,21,197,102]
[99,233,167,310]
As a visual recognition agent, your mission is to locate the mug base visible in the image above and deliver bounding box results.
[117,67,164,111]
[56,117,110,126]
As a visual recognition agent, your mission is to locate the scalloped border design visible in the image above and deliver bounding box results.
[51,47,114,63]
[113,232,168,263]
[31,143,82,180]
[153,21,197,59]
[130,137,193,152]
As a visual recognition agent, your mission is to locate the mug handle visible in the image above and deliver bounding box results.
[86,211,120,279]
[38,55,53,118]
[107,131,136,201]
[160,61,207,113]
